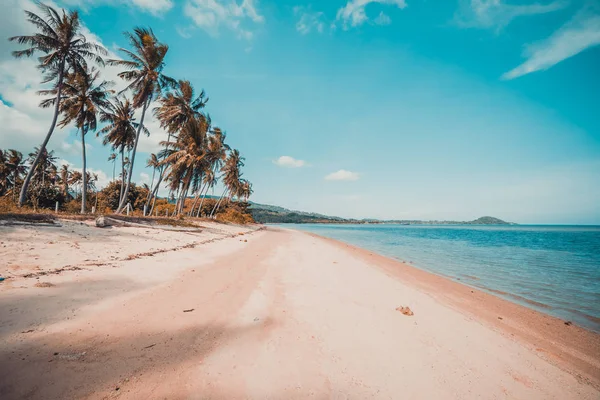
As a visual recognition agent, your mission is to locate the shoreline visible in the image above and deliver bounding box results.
[292,228,600,389]
[1,221,598,398]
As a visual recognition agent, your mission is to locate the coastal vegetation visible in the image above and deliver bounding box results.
[1,2,253,222]
[249,203,512,225]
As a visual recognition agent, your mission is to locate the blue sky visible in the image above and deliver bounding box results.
[1,0,599,224]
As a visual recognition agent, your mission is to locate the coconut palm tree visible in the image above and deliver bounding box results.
[144,153,160,214]
[59,164,71,199]
[160,115,209,215]
[9,2,106,207]
[40,67,112,213]
[211,149,244,217]
[0,150,8,196]
[154,80,207,134]
[3,150,27,201]
[108,153,117,181]
[98,97,141,207]
[107,27,175,213]
[147,80,207,212]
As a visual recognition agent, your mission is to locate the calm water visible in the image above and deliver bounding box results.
[283,224,600,332]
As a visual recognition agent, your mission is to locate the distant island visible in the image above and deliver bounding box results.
[249,203,513,225]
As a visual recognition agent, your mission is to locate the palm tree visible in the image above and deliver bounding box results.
[154,80,207,134]
[211,149,244,217]
[148,80,207,212]
[3,150,26,201]
[160,115,209,215]
[59,164,71,199]
[192,127,229,217]
[10,2,106,207]
[69,170,82,199]
[41,67,112,213]
[0,150,8,196]
[98,97,141,207]
[108,153,117,181]
[144,153,160,214]
[108,27,175,213]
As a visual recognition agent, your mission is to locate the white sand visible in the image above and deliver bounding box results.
[0,223,598,399]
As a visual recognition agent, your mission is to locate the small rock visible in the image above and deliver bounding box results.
[564,321,572,326]
[396,306,414,316]
[95,216,107,228]
[498,316,503,320]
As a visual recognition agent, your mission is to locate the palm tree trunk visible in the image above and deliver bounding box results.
[195,183,211,217]
[145,133,171,212]
[180,180,191,215]
[119,148,125,205]
[80,128,87,214]
[112,159,116,181]
[18,59,66,207]
[116,99,149,214]
[189,185,204,216]
[210,187,228,218]
[145,167,156,211]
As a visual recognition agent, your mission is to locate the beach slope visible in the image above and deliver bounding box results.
[0,224,598,399]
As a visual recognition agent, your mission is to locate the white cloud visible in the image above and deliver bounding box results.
[273,155,306,168]
[59,0,173,15]
[374,11,392,26]
[139,172,151,186]
[502,7,600,79]
[336,0,407,29]
[294,6,325,35]
[130,0,173,14]
[454,0,567,30]
[58,159,112,189]
[325,169,360,181]
[57,139,93,157]
[183,0,264,39]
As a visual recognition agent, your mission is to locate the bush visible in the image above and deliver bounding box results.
[216,208,254,224]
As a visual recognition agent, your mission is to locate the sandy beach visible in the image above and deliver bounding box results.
[0,221,599,399]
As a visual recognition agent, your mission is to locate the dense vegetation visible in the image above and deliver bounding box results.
[249,203,511,225]
[1,2,253,222]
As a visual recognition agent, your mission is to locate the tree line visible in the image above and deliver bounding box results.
[1,2,252,217]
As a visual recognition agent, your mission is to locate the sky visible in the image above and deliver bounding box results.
[1,0,599,224]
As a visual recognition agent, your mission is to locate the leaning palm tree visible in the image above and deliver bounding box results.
[144,153,160,214]
[160,115,209,215]
[154,80,207,134]
[211,149,244,217]
[41,67,112,213]
[9,2,106,207]
[107,27,175,213]
[98,97,141,207]
[5,150,26,201]
[147,80,207,212]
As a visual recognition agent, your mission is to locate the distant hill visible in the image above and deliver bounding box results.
[466,216,510,225]
[249,202,513,225]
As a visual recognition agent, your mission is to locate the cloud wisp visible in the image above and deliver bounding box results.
[273,156,306,168]
[183,0,264,39]
[294,6,325,35]
[336,0,407,29]
[502,6,600,79]
[325,169,360,181]
[454,0,567,31]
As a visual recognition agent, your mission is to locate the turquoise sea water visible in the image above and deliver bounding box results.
[282,224,600,332]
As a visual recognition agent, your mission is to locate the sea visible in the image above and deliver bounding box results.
[282,224,600,332]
